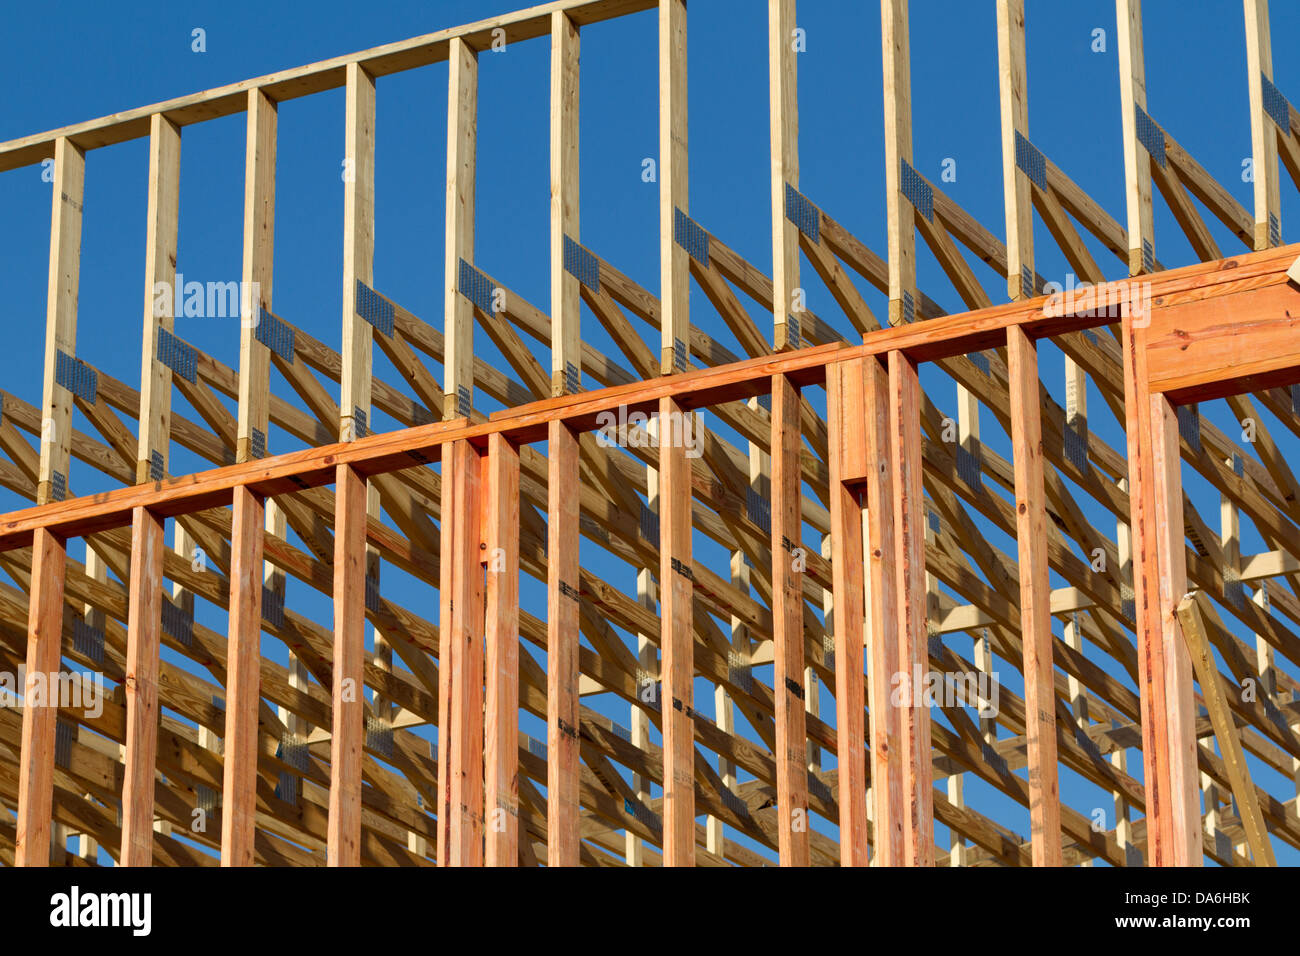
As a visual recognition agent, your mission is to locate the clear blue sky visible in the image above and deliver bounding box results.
[2,0,1297,865]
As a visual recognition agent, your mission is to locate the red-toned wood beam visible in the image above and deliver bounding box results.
[1150,393,1200,865]
[14,527,66,866]
[484,433,520,867]
[864,355,904,865]
[1007,326,1061,866]
[328,464,366,866]
[827,360,868,866]
[1124,301,1200,866]
[214,488,262,861]
[772,373,810,866]
[659,395,695,866]
[438,438,485,866]
[888,349,933,866]
[221,486,264,866]
[548,420,581,866]
[121,505,165,866]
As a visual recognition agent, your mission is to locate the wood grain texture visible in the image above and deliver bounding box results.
[826,360,867,865]
[1007,326,1061,866]
[659,395,695,866]
[221,485,264,866]
[888,350,933,865]
[14,527,65,866]
[328,464,366,866]
[121,506,165,866]
[771,374,809,865]
[484,433,520,866]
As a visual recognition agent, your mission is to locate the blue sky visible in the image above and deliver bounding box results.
[2,0,1298,865]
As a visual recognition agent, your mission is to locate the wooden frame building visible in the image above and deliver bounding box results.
[1,0,1299,866]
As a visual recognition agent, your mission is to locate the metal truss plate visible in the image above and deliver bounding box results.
[727,649,753,693]
[746,485,771,534]
[72,617,104,664]
[1064,424,1088,472]
[900,159,933,222]
[673,207,709,265]
[639,501,660,542]
[1176,403,1201,452]
[55,350,96,403]
[255,307,295,361]
[1134,105,1166,168]
[355,279,394,336]
[160,597,194,647]
[1262,73,1291,133]
[1013,130,1047,190]
[54,719,74,769]
[956,445,983,493]
[457,258,495,314]
[784,182,820,244]
[262,585,285,628]
[562,235,600,291]
[156,327,197,383]
[365,714,394,758]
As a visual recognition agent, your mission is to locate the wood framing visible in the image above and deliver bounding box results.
[14,528,65,866]
[4,0,1300,871]
[221,486,264,866]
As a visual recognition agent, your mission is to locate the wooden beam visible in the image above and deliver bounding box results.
[1150,393,1200,865]
[342,62,377,442]
[827,359,867,865]
[1116,0,1156,275]
[120,506,165,866]
[771,373,809,864]
[547,420,581,865]
[659,0,689,375]
[445,39,477,414]
[888,349,932,865]
[770,0,800,349]
[438,438,484,866]
[37,136,84,506]
[14,528,65,866]
[1124,299,1200,866]
[235,89,276,464]
[1245,0,1281,251]
[221,485,264,866]
[881,0,917,327]
[551,11,581,395]
[1143,283,1300,402]
[862,354,903,865]
[1176,592,1276,865]
[135,114,181,484]
[0,0,658,174]
[327,464,366,866]
[659,395,695,865]
[995,0,1034,300]
[1007,325,1061,865]
[484,433,520,867]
